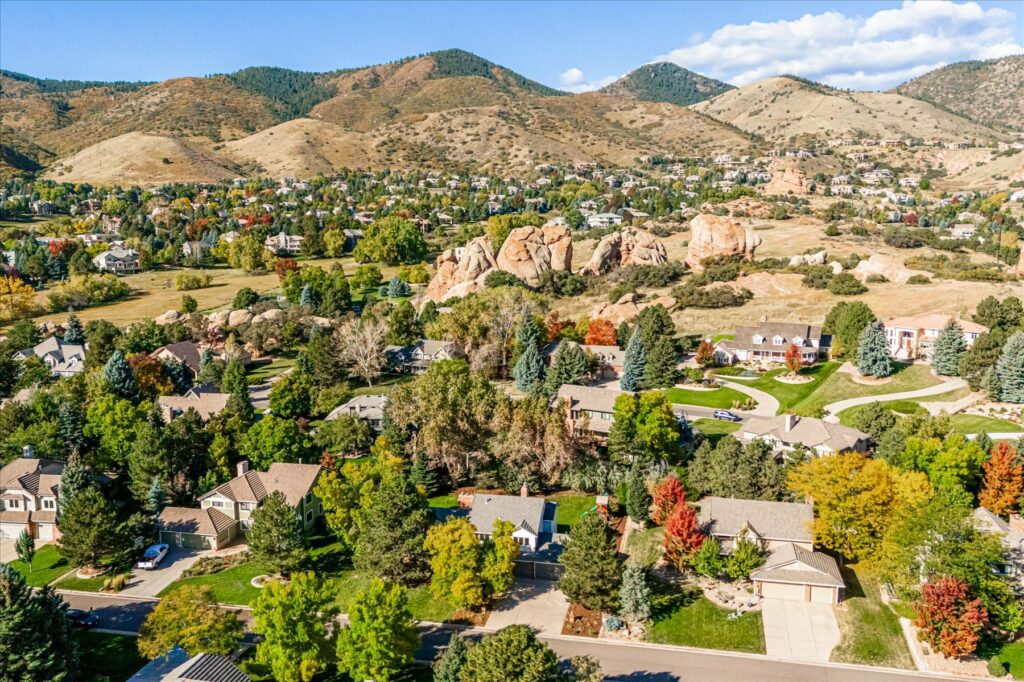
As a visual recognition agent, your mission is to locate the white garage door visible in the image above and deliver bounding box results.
[761,581,807,601]
[37,524,53,540]
[0,523,24,540]
[810,586,836,604]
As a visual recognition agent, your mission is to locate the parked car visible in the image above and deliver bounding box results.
[136,543,169,570]
[713,409,742,422]
[66,609,100,629]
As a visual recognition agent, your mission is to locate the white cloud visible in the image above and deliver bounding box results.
[650,0,1023,90]
[559,67,619,93]
[559,67,585,86]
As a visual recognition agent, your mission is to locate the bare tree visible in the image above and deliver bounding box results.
[335,315,389,387]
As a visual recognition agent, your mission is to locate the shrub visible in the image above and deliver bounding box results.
[537,269,588,297]
[47,274,130,311]
[827,273,868,296]
[617,261,686,288]
[182,551,251,578]
[672,283,752,309]
[102,573,129,592]
[907,274,931,284]
[883,228,924,249]
[174,271,213,291]
[987,655,1007,677]
[483,270,528,289]
[802,266,834,289]
[602,615,625,632]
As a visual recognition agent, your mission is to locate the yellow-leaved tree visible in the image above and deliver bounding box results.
[0,275,36,322]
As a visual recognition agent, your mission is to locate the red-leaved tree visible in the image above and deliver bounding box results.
[784,344,803,373]
[978,442,1023,517]
[695,340,715,367]
[652,476,686,526]
[274,258,298,281]
[914,576,987,658]
[663,500,705,571]
[585,319,618,346]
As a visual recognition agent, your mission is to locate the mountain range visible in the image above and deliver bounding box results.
[0,49,1020,183]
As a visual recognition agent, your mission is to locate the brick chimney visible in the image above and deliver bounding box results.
[520,483,529,498]
[457,492,474,509]
[1009,514,1024,534]
[237,460,250,477]
[784,414,798,432]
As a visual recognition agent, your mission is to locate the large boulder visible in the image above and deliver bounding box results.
[762,167,811,195]
[579,228,668,276]
[685,214,762,271]
[850,254,928,284]
[154,309,180,325]
[591,293,643,326]
[227,309,253,327]
[789,250,827,267]
[496,226,551,285]
[542,223,573,271]
[425,236,498,302]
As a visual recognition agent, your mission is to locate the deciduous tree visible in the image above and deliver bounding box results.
[585,319,617,345]
[239,415,314,469]
[914,577,987,658]
[335,579,418,682]
[335,314,389,387]
[695,339,715,367]
[784,344,803,373]
[652,475,686,526]
[252,572,337,682]
[663,500,704,571]
[138,585,243,658]
[979,442,1023,517]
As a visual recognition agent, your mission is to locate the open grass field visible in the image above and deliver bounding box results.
[77,631,146,682]
[791,363,943,416]
[830,565,913,669]
[5,544,71,587]
[626,526,665,568]
[664,385,752,410]
[691,418,740,446]
[722,362,841,414]
[647,583,765,653]
[950,414,1024,434]
[546,492,596,533]
[246,356,296,382]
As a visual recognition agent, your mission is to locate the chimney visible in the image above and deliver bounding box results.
[1009,514,1024,534]
[520,484,529,498]
[237,460,250,477]
[783,414,798,432]
[22,444,35,459]
[457,492,474,510]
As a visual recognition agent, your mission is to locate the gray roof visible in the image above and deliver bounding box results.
[467,494,555,537]
[726,322,827,353]
[129,646,192,681]
[743,415,868,452]
[326,394,387,422]
[171,653,251,682]
[698,496,813,544]
[751,543,845,588]
[554,384,629,413]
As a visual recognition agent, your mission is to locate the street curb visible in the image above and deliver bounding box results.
[93,628,139,637]
[56,589,160,602]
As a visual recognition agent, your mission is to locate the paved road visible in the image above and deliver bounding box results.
[822,377,967,421]
[719,379,780,416]
[63,593,959,682]
[967,432,1024,441]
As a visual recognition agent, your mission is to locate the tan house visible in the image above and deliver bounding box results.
[715,322,830,366]
[741,414,870,456]
[386,339,465,373]
[325,394,387,431]
[553,384,629,441]
[157,385,231,422]
[0,451,62,541]
[542,340,625,380]
[884,314,988,361]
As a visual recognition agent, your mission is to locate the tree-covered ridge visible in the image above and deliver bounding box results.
[602,63,734,107]
[427,49,566,96]
[224,67,339,119]
[0,69,151,94]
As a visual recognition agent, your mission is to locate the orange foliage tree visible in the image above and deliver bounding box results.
[663,500,705,571]
[128,355,175,399]
[914,576,987,658]
[585,319,618,346]
[695,340,715,367]
[978,442,1023,517]
[652,476,686,526]
[275,258,298,281]
[784,344,803,373]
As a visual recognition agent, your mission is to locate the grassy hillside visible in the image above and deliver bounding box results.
[602,62,733,107]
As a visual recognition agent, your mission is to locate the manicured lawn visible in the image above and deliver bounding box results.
[950,414,1023,434]
[5,544,71,587]
[837,400,926,427]
[664,385,753,410]
[791,363,943,416]
[626,526,664,568]
[77,631,146,682]
[159,560,269,606]
[647,584,765,654]
[332,569,454,622]
[350,373,413,396]
[729,362,841,413]
[830,564,913,669]
[428,494,458,508]
[246,357,296,382]
[57,564,133,593]
[691,418,740,447]
[995,641,1024,678]
[545,492,596,533]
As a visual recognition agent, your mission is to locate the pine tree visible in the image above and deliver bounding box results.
[386,275,410,298]
[512,316,543,368]
[408,455,438,496]
[619,563,651,623]
[433,633,468,682]
[725,531,765,580]
[643,336,678,388]
[0,566,78,680]
[247,491,307,576]
[102,350,138,401]
[996,331,1024,403]
[616,321,631,348]
[558,513,623,611]
[932,319,967,376]
[58,454,91,513]
[299,284,318,308]
[543,341,587,394]
[354,475,432,585]
[625,464,651,525]
[620,330,646,391]
[513,342,544,393]
[975,432,994,458]
[146,478,167,516]
[128,423,168,503]
[857,321,893,378]
[63,314,84,344]
[58,401,87,459]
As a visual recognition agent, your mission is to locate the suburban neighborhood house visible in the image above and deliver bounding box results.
[741,414,871,456]
[156,462,323,549]
[386,339,466,373]
[554,384,627,441]
[460,491,558,552]
[699,496,844,603]
[973,508,1024,595]
[542,339,625,380]
[150,341,251,380]
[325,394,387,431]
[0,451,62,541]
[128,645,251,682]
[715,322,830,365]
[13,335,87,377]
[264,231,304,254]
[883,313,988,360]
[157,384,230,422]
[92,246,140,274]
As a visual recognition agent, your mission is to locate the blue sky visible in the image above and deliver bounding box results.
[1,1,1021,90]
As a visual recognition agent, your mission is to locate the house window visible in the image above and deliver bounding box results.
[42,499,56,510]
[793,337,804,346]
[752,335,765,345]
[210,500,225,508]
[6,499,20,510]
[305,510,313,523]
[305,493,312,505]
[240,502,254,511]
[772,335,785,345]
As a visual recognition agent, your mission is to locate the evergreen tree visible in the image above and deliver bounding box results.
[354,475,432,585]
[58,454,92,513]
[128,423,168,502]
[0,567,78,680]
[408,455,438,496]
[995,331,1024,403]
[559,513,623,611]
[57,487,126,569]
[625,464,651,525]
[432,633,468,682]
[146,477,167,516]
[619,563,651,623]
[643,336,679,388]
[857,321,893,378]
[63,314,84,344]
[58,401,87,459]
[691,537,725,578]
[975,432,994,458]
[459,625,559,682]
[15,529,35,572]
[102,349,138,401]
[247,491,307,576]
[386,275,410,298]
[513,342,544,393]
[725,532,765,580]
[932,319,967,376]
[162,357,193,394]
[543,341,587,394]
[620,329,646,391]
[222,359,254,422]
[299,283,318,308]
[512,316,543,368]
[616,321,631,348]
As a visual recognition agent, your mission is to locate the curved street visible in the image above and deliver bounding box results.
[822,378,967,422]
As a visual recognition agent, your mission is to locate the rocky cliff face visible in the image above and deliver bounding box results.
[425,236,498,302]
[685,214,762,270]
[578,227,668,276]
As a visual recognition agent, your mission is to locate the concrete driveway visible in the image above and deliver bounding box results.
[486,579,569,634]
[0,536,49,564]
[761,598,840,662]
[117,547,208,598]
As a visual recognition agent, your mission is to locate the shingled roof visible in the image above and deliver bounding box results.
[698,496,813,544]
[752,543,844,588]
[157,506,238,536]
[198,463,320,507]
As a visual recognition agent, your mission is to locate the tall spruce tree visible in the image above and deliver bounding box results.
[0,566,78,680]
[543,341,587,394]
[620,330,646,391]
[58,401,87,459]
[146,478,167,516]
[432,633,469,682]
[995,331,1024,403]
[625,464,651,525]
[63,314,84,344]
[58,454,91,513]
[857,321,893,378]
[619,563,652,623]
[102,350,138,401]
[354,475,432,585]
[932,319,967,376]
[513,342,544,393]
[511,316,543,368]
[408,455,438,496]
[299,284,318,309]
[558,512,623,611]
[643,336,679,388]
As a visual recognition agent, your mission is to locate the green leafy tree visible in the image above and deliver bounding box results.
[424,517,518,610]
[625,464,651,525]
[559,512,622,611]
[620,329,646,391]
[725,532,765,580]
[513,342,544,393]
[335,579,419,682]
[459,625,560,682]
[433,633,469,682]
[387,299,421,346]
[138,585,244,658]
[15,529,35,572]
[691,537,725,578]
[643,336,678,388]
[857,321,893,378]
[102,349,137,401]
[252,572,338,682]
[240,415,314,469]
[619,562,652,622]
[354,475,432,584]
[851,402,898,441]
[247,490,306,576]
[269,372,313,419]
[931,319,967,376]
[56,487,125,569]
[995,331,1024,403]
[0,566,77,681]
[608,391,681,464]
[315,414,373,456]
[353,216,428,265]
[823,301,877,359]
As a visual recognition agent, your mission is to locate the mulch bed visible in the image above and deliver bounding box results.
[562,603,602,637]
[449,608,490,627]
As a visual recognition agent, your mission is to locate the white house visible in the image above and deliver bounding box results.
[13,336,87,377]
[884,314,988,360]
[264,232,304,255]
[92,247,140,274]
[586,212,622,228]
[325,395,387,431]
[741,414,871,456]
[0,450,63,541]
[715,322,830,366]
[462,492,558,552]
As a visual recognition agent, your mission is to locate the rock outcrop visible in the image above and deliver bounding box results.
[685,214,762,270]
[789,250,827,267]
[542,223,573,271]
[228,309,254,327]
[496,226,552,285]
[591,293,643,325]
[425,236,498,302]
[155,309,180,325]
[579,228,668,276]
[762,166,811,195]
[850,254,929,284]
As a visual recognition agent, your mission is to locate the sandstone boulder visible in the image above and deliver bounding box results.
[154,309,180,325]
[542,223,573,271]
[579,228,668,276]
[685,214,762,270]
[591,293,643,325]
[789,250,827,267]
[425,236,498,302]
[829,261,844,274]
[850,254,929,284]
[762,167,811,195]
[227,309,253,327]
[253,308,284,325]
[206,311,230,328]
[496,226,551,285]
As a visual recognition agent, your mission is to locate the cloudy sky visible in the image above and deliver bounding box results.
[2,1,1021,92]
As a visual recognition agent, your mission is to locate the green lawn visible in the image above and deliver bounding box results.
[159,560,269,605]
[994,641,1024,678]
[77,631,146,682]
[722,362,841,414]
[791,363,943,416]
[837,400,926,427]
[545,492,596,533]
[427,494,458,508]
[950,414,1023,435]
[332,569,454,622]
[664,385,753,410]
[626,526,664,568]
[5,544,71,587]
[647,584,765,653]
[830,565,913,669]
[350,373,413,397]
[691,418,740,447]
[57,564,133,593]
[246,357,296,382]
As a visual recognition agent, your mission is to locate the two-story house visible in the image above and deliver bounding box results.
[264,232,304,255]
[386,340,466,374]
[325,395,387,431]
[13,335,87,377]
[883,314,988,361]
[553,384,629,441]
[156,462,323,550]
[740,414,870,457]
[92,247,140,274]
[542,340,625,380]
[0,450,63,541]
[715,322,830,366]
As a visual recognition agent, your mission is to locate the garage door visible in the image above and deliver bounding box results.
[160,531,211,550]
[810,586,836,604]
[0,523,24,539]
[37,524,53,540]
[760,581,807,601]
